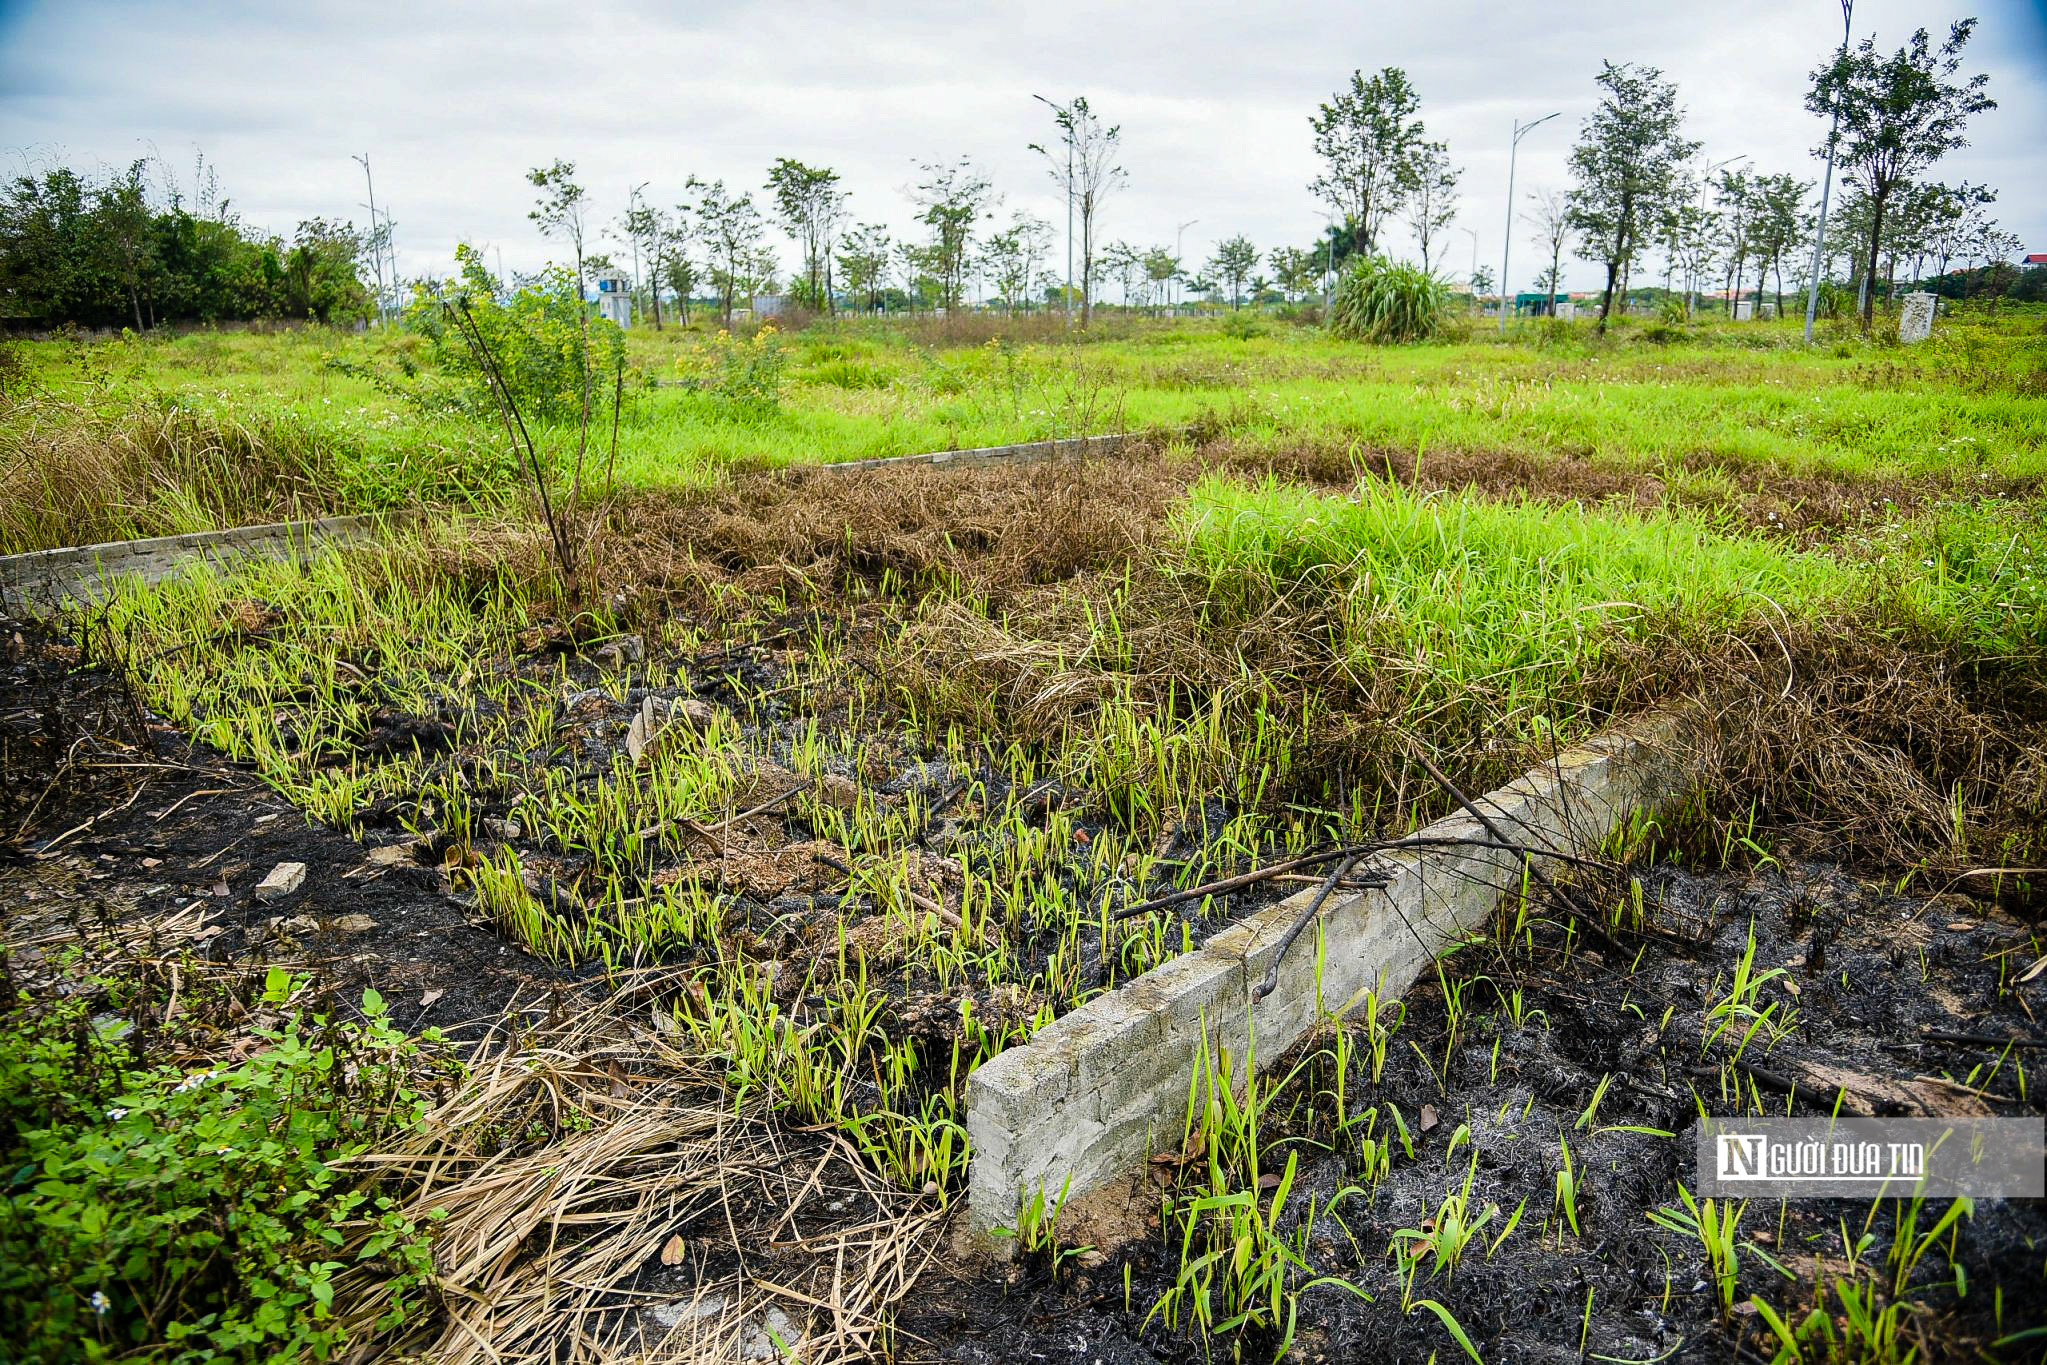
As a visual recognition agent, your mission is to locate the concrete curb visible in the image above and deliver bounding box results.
[0,513,394,609]
[964,708,1697,1235]
[805,432,1135,476]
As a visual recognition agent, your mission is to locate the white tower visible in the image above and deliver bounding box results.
[593,268,632,328]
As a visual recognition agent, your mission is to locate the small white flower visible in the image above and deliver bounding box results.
[91,1291,110,1316]
[105,1107,128,1121]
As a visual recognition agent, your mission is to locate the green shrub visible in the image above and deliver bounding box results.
[1219,309,1268,341]
[1,965,449,1364]
[1328,254,1449,344]
[407,243,626,424]
[677,324,789,417]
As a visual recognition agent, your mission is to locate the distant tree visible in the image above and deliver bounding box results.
[1030,96,1126,327]
[657,212,696,326]
[1525,187,1571,309]
[1713,167,1757,315]
[1267,245,1321,303]
[281,218,370,322]
[1308,67,1432,254]
[1143,246,1179,314]
[1748,174,1813,314]
[1404,144,1460,273]
[1469,262,1495,313]
[686,177,767,326]
[836,222,892,311]
[910,158,995,313]
[1565,61,1700,333]
[526,160,590,297]
[1922,182,1994,280]
[765,158,846,311]
[1207,235,1259,308]
[983,212,1052,312]
[618,194,664,328]
[1807,20,1995,331]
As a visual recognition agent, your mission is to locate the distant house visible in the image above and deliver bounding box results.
[2024,253,2047,267]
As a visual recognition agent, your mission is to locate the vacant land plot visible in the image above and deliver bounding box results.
[5,310,2046,1363]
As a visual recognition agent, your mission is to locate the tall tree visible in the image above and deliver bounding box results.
[1308,67,1431,255]
[1565,62,1700,333]
[1524,188,1571,310]
[765,158,847,312]
[1267,245,1321,303]
[910,159,995,314]
[657,209,696,325]
[1807,20,1994,331]
[686,177,766,326]
[1206,235,1259,309]
[1142,247,1179,314]
[1030,96,1125,327]
[526,160,590,297]
[1403,144,1460,273]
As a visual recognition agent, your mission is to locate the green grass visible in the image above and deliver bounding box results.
[8,308,2043,552]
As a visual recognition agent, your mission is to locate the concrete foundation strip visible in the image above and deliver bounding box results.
[805,432,1135,476]
[964,708,1698,1236]
[0,513,396,609]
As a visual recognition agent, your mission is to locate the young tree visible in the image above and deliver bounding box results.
[1748,174,1812,314]
[618,194,664,329]
[982,212,1052,312]
[1141,247,1179,314]
[764,158,846,311]
[685,177,766,326]
[526,159,590,297]
[1403,143,1460,273]
[910,159,995,313]
[1267,245,1321,303]
[1565,62,1700,333]
[658,214,697,326]
[95,160,155,331]
[1206,235,1259,308]
[1308,67,1431,254]
[1524,187,1571,311]
[1101,240,1144,308]
[1713,166,1757,316]
[1030,96,1126,327]
[1807,20,1995,331]
[836,222,892,312]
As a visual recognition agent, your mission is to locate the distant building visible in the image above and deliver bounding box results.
[2024,253,2047,267]
[592,268,632,327]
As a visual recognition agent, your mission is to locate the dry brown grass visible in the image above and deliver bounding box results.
[339,990,945,1364]
[0,395,340,554]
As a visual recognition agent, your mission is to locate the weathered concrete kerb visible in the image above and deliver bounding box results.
[809,432,1132,476]
[0,513,390,609]
[964,710,1695,1235]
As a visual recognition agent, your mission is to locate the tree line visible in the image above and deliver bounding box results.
[0,157,374,329]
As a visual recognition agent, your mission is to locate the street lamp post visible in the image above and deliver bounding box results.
[1175,218,1198,314]
[1690,155,1748,319]
[1500,112,1560,333]
[1033,94,1075,327]
[1460,227,1479,315]
[1804,0,1855,343]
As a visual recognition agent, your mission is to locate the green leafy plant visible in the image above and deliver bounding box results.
[1328,254,1449,343]
[678,324,789,418]
[1,967,449,1363]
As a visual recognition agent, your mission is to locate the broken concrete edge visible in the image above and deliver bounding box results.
[803,431,1142,476]
[0,511,403,609]
[962,706,1706,1244]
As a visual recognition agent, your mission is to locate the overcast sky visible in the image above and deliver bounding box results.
[2,0,2041,297]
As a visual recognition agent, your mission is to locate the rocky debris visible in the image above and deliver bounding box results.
[596,633,645,669]
[254,861,307,902]
[641,1294,800,1360]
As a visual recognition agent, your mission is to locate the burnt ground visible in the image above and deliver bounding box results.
[2,616,570,1037]
[908,856,2047,1364]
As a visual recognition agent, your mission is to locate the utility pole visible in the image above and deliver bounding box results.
[1804,0,1855,343]
[627,181,649,326]
[1323,214,1337,316]
[1690,155,1748,319]
[1034,94,1075,328]
[1500,112,1559,333]
[352,153,386,322]
[1175,218,1198,314]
